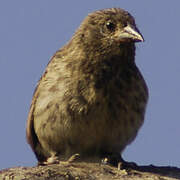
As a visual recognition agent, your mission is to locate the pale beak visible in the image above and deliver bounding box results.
[118,24,144,42]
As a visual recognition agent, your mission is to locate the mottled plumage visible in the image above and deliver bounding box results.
[26,8,148,165]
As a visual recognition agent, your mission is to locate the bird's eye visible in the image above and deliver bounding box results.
[106,21,115,31]
[122,21,127,28]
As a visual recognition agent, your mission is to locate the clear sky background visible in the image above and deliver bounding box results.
[0,1,180,169]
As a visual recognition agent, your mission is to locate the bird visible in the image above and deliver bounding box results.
[26,8,148,166]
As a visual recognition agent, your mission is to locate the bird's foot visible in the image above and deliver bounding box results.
[117,159,137,170]
[56,153,80,166]
[38,153,80,166]
[101,154,137,170]
[38,155,60,166]
[67,153,80,163]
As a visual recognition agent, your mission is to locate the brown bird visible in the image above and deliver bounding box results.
[26,8,148,166]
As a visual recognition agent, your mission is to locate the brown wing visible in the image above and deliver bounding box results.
[26,54,58,162]
[26,80,46,162]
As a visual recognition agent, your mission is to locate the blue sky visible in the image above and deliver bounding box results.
[0,1,180,169]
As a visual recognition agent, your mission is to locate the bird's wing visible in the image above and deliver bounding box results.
[26,53,57,161]
[26,79,42,157]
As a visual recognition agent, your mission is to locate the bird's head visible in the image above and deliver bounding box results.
[74,8,144,58]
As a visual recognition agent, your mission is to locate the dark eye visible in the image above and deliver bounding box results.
[121,21,127,28]
[106,21,115,31]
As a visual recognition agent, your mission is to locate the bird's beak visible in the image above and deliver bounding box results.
[117,24,144,42]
